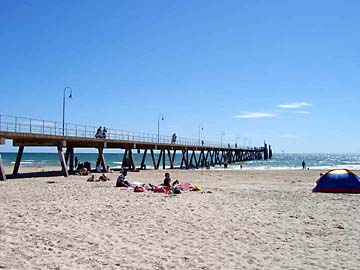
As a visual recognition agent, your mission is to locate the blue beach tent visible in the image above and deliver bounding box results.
[312,169,360,193]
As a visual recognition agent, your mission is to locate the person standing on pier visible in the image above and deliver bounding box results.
[171,133,177,144]
[102,127,107,139]
[95,126,102,138]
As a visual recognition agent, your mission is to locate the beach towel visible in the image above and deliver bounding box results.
[180,182,191,191]
[153,185,170,193]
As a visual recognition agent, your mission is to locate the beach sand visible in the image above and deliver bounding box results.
[0,167,359,269]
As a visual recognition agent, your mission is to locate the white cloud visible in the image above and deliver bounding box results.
[277,102,312,109]
[235,112,276,119]
[294,110,310,114]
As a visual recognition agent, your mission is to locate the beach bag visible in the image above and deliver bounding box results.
[134,186,145,192]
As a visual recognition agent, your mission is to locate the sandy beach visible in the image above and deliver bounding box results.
[0,167,359,269]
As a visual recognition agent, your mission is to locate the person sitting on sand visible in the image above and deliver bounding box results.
[163,172,172,187]
[99,173,110,181]
[116,170,130,187]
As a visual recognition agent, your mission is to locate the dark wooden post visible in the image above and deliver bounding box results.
[69,147,74,173]
[140,149,148,169]
[209,151,214,166]
[97,147,108,172]
[121,149,128,169]
[180,150,186,168]
[168,149,175,169]
[64,147,70,165]
[150,149,157,169]
[57,146,69,177]
[162,149,166,169]
[156,149,163,170]
[13,146,24,175]
[128,149,135,170]
[0,153,6,181]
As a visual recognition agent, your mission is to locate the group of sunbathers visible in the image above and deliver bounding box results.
[85,169,199,193]
[115,170,198,193]
[87,173,111,182]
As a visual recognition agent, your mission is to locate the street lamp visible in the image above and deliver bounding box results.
[62,87,72,136]
[157,113,164,143]
[236,135,240,148]
[221,131,225,147]
[198,124,204,145]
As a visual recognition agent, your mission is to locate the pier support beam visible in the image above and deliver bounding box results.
[65,147,74,173]
[140,149,147,169]
[150,149,157,169]
[13,146,24,175]
[97,147,108,172]
[57,146,69,177]
[167,149,174,169]
[69,147,74,173]
[128,149,135,170]
[0,153,6,181]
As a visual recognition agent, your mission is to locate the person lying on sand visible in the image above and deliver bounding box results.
[99,174,110,181]
[87,174,95,182]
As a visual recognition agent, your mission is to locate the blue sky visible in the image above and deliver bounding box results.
[0,0,359,153]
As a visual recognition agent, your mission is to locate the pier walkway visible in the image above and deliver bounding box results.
[0,115,272,180]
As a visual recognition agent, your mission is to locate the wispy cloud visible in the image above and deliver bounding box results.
[279,134,298,139]
[277,102,312,109]
[294,110,310,114]
[235,112,276,119]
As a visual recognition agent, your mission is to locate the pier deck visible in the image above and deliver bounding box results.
[0,115,271,180]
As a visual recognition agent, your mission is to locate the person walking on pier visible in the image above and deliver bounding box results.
[95,126,102,138]
[102,127,107,139]
[171,133,177,144]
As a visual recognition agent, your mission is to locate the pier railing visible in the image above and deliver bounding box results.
[0,114,256,149]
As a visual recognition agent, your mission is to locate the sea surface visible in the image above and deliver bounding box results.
[1,152,360,170]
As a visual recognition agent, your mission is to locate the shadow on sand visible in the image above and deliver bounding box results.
[6,170,65,179]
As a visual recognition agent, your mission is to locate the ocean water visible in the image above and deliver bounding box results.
[1,152,360,170]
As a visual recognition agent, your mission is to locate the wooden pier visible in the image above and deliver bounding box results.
[0,115,271,180]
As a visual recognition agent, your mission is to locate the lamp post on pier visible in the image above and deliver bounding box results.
[62,87,72,136]
[236,135,240,148]
[157,113,164,143]
[221,131,225,147]
[198,124,204,145]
